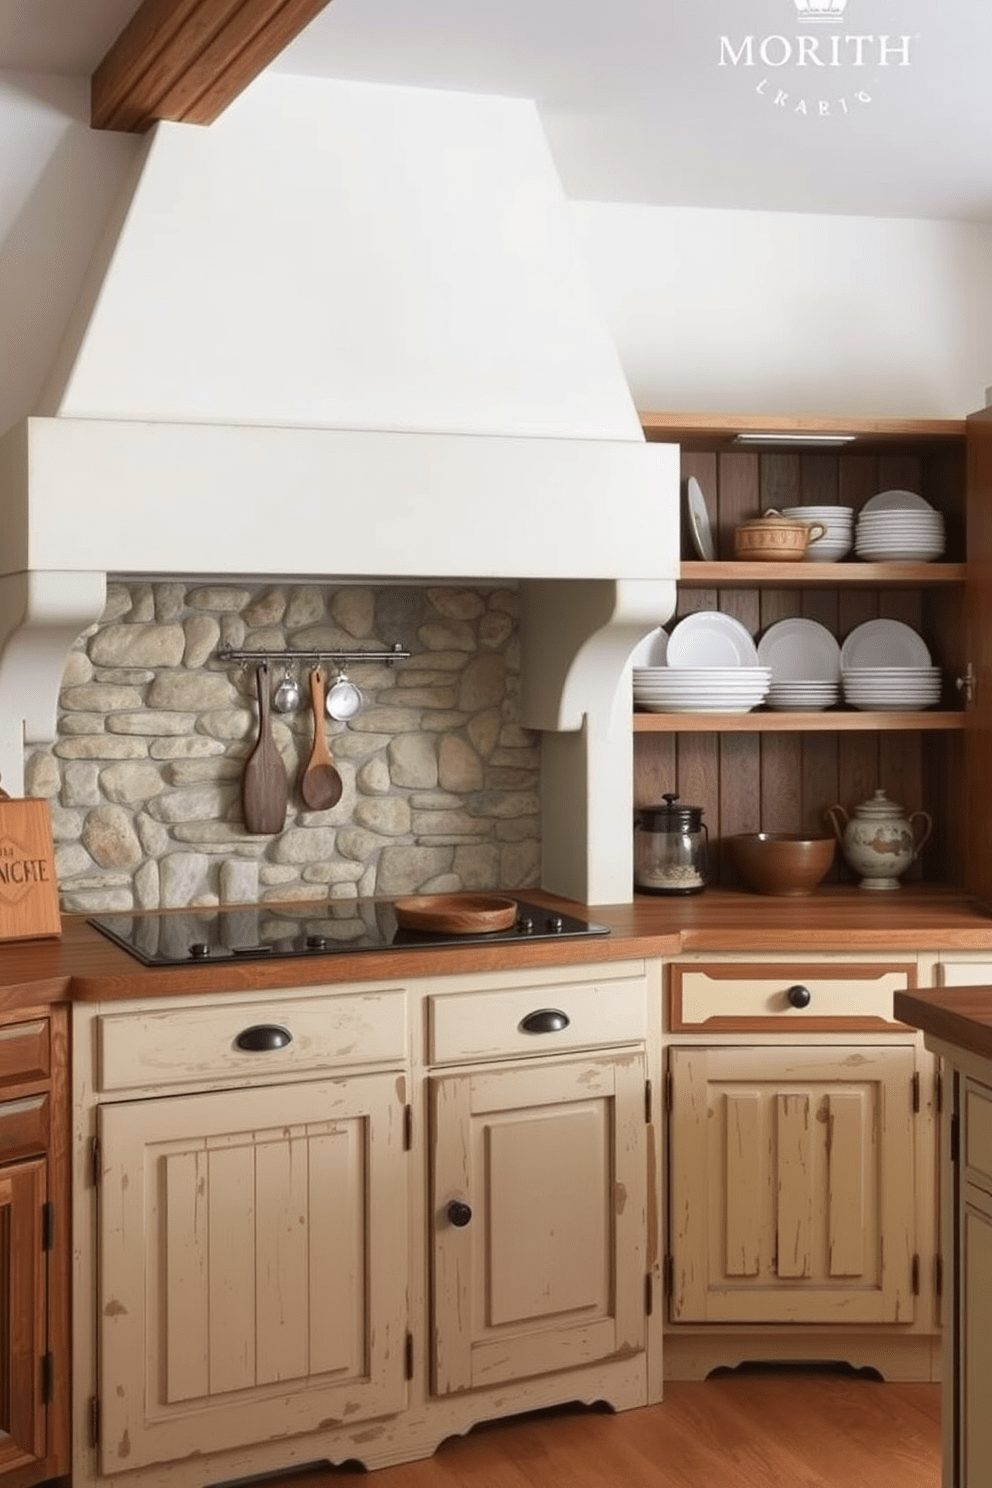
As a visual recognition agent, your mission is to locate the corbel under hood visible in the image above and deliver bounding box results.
[0,74,678,902]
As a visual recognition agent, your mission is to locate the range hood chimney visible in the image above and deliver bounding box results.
[0,74,678,902]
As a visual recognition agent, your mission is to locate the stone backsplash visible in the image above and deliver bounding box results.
[24,581,541,912]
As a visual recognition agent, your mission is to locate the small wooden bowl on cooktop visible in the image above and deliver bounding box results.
[393,893,518,934]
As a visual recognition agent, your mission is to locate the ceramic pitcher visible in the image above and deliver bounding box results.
[825,789,933,891]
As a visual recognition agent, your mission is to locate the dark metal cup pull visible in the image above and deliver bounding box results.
[786,985,812,1009]
[235,1024,293,1052]
[447,1200,473,1228]
[519,1008,570,1034]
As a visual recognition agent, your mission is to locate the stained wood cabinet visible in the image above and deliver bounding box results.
[0,1003,69,1488]
[636,412,984,893]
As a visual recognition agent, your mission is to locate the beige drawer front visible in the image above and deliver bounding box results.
[964,1076,992,1196]
[939,961,992,988]
[97,989,407,1093]
[670,962,916,1032]
[428,974,647,1065]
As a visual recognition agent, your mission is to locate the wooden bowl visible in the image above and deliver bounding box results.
[393,893,518,934]
[728,833,835,896]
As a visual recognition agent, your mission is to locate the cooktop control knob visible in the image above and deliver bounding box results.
[516,914,534,933]
[189,942,211,959]
[305,934,328,951]
[546,914,564,933]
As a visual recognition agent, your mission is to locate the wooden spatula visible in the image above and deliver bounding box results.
[300,667,343,810]
[241,663,288,834]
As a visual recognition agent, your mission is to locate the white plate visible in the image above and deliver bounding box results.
[840,619,931,670]
[757,619,841,683]
[667,612,758,669]
[685,477,716,561]
[861,489,935,513]
[630,628,669,667]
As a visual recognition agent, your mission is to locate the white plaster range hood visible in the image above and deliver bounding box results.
[0,74,678,902]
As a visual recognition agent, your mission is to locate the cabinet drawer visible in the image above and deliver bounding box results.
[97,989,407,1093]
[0,1091,49,1161]
[0,1017,49,1089]
[938,960,992,988]
[428,974,647,1065]
[669,962,916,1032]
[964,1076,992,1196]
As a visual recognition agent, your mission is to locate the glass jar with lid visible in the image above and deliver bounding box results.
[634,793,709,896]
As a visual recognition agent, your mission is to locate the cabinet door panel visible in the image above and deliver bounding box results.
[0,1157,47,1476]
[431,1052,646,1395]
[669,1044,916,1325]
[98,1073,408,1475]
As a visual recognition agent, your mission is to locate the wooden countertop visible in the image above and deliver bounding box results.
[3,885,992,1011]
[895,986,992,1064]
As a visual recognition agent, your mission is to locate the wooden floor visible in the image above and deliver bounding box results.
[272,1368,942,1488]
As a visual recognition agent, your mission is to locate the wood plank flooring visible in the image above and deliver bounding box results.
[267,1369,941,1488]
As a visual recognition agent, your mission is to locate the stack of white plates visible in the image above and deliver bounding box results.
[633,666,772,713]
[633,611,770,713]
[781,505,853,563]
[841,667,943,711]
[839,618,941,710]
[758,617,842,710]
[854,490,946,562]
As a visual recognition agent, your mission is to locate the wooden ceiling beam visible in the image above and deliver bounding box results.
[91,0,334,133]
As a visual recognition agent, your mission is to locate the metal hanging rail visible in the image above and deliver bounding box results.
[215,641,410,668]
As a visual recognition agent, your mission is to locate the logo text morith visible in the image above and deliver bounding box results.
[719,35,914,68]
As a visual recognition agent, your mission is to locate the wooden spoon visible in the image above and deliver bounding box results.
[300,667,343,810]
[241,663,288,834]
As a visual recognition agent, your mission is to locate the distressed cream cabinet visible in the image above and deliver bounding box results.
[72,958,662,1488]
[662,953,941,1382]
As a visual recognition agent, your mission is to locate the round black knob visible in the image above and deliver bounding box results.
[516,915,534,934]
[546,915,564,933]
[446,1200,473,1228]
[189,942,211,959]
[786,984,812,1009]
[305,934,328,951]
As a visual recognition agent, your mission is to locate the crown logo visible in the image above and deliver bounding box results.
[795,0,848,20]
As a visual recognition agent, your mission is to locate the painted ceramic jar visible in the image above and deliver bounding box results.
[825,789,933,891]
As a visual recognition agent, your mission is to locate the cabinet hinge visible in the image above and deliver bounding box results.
[645,1273,654,1317]
[91,1135,101,1188]
[957,663,976,707]
[403,1104,413,1151]
[645,1079,652,1124]
[950,1111,961,1164]
[911,1254,920,1296]
[42,1352,54,1404]
[936,1252,943,1299]
[663,1254,674,1297]
[41,1200,54,1252]
[665,1069,673,1113]
[912,1071,921,1113]
[935,1069,944,1114]
[90,1396,100,1449]
[404,1332,414,1381]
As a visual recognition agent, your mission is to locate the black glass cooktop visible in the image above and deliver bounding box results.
[87,898,610,967]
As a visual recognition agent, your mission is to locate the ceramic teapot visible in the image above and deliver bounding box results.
[824,789,933,891]
[733,509,827,562]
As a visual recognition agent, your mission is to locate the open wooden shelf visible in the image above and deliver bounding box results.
[633,710,966,733]
[640,411,967,450]
[679,560,966,588]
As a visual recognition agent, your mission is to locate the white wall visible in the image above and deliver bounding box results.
[0,72,138,440]
[570,200,992,420]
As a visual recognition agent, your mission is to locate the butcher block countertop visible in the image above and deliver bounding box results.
[2,884,992,1012]
[894,985,992,1063]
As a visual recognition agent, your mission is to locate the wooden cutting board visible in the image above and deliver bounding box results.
[0,795,61,940]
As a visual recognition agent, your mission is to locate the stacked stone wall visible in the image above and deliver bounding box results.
[25,581,540,911]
